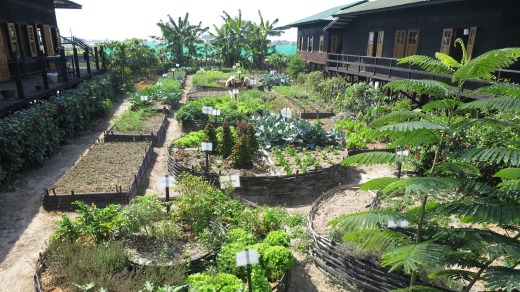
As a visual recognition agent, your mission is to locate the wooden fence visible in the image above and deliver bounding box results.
[43,141,154,210]
[300,109,335,119]
[167,148,352,205]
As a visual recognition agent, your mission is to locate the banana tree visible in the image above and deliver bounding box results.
[333,41,520,291]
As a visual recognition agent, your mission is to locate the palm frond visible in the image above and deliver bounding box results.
[383,79,455,98]
[455,148,520,167]
[374,121,449,135]
[397,55,455,75]
[428,269,476,281]
[342,229,410,252]
[457,97,520,112]
[432,162,481,177]
[341,152,397,166]
[390,129,441,147]
[422,99,463,112]
[483,266,520,292]
[452,118,514,131]
[494,168,520,180]
[328,210,406,232]
[381,243,449,274]
[452,47,520,83]
[435,52,462,68]
[467,82,520,97]
[442,197,520,225]
[370,110,423,127]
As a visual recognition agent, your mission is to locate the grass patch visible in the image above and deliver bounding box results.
[192,70,235,87]
[272,85,307,98]
[113,109,161,133]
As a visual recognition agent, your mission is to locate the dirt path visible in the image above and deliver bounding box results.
[0,75,388,292]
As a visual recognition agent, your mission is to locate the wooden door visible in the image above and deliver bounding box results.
[393,30,406,58]
[0,29,10,82]
[405,29,420,56]
[376,31,384,57]
[367,31,375,56]
[330,35,338,53]
[43,24,55,55]
[439,28,453,55]
[7,23,20,58]
[466,27,477,59]
[27,25,38,57]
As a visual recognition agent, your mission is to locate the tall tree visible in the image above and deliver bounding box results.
[156,12,208,66]
[247,11,282,69]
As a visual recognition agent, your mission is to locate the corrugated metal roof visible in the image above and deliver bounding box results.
[285,1,367,27]
[335,0,459,15]
[54,0,82,9]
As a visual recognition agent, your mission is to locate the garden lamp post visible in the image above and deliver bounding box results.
[201,142,213,172]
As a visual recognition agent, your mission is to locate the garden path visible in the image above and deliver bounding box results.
[0,74,391,292]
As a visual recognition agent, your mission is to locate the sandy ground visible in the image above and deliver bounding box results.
[0,75,396,292]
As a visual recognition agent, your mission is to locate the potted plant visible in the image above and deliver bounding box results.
[0,88,16,99]
[35,75,43,90]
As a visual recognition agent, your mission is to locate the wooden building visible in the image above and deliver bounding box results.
[283,1,367,71]
[286,0,520,85]
[0,0,81,82]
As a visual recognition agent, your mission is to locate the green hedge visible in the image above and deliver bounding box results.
[0,73,120,185]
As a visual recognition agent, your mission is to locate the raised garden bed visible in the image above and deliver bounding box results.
[43,141,153,210]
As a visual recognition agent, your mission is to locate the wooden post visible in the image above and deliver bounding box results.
[36,49,50,90]
[165,175,170,213]
[85,47,91,74]
[94,46,99,70]
[11,52,25,99]
[59,47,68,83]
[100,45,106,69]
[73,48,80,78]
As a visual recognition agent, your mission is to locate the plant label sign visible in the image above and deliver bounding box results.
[281,108,292,119]
[220,174,241,188]
[396,150,410,156]
[236,249,258,267]
[158,176,175,188]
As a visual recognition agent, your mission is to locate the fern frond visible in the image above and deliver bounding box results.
[383,79,455,98]
[455,148,520,166]
[432,162,481,177]
[428,269,476,281]
[458,179,505,197]
[397,55,455,75]
[389,129,441,147]
[457,97,520,112]
[494,168,520,180]
[342,229,410,252]
[442,249,486,270]
[327,210,406,232]
[452,118,514,131]
[370,110,423,128]
[497,180,520,199]
[381,243,449,274]
[453,47,520,83]
[403,177,460,197]
[467,82,520,97]
[483,266,520,292]
[374,121,449,135]
[469,229,520,257]
[435,52,462,68]
[341,152,397,166]
[443,197,520,225]
[360,177,402,192]
[454,38,469,65]
[422,99,463,112]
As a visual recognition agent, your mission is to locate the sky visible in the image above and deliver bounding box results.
[55,0,360,42]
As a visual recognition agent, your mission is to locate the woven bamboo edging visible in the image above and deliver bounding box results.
[307,184,450,291]
[167,148,352,205]
[103,105,171,146]
[42,140,154,210]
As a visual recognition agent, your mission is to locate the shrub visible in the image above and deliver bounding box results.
[261,245,294,281]
[335,82,385,115]
[286,54,307,80]
[263,230,290,248]
[260,72,292,89]
[121,194,164,237]
[231,133,252,168]
[220,122,234,158]
[203,123,218,154]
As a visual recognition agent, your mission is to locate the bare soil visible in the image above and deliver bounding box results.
[0,75,395,292]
